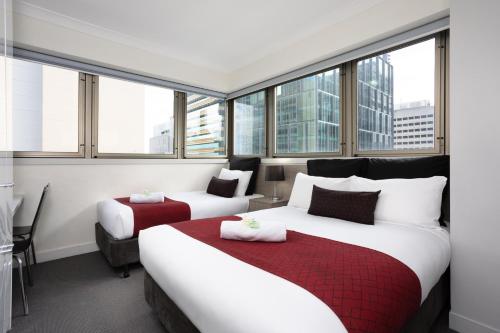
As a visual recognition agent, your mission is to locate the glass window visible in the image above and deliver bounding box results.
[356,38,436,151]
[185,93,226,157]
[275,69,340,154]
[234,91,266,156]
[12,59,80,153]
[97,76,175,155]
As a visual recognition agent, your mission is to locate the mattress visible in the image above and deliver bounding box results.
[139,206,450,333]
[97,191,263,240]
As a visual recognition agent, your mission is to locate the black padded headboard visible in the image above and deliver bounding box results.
[307,156,450,222]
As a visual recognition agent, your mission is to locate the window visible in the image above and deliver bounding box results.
[185,93,226,157]
[355,38,438,152]
[95,76,176,157]
[12,59,82,156]
[274,68,341,155]
[233,91,266,156]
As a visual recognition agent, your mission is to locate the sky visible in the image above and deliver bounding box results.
[388,38,435,106]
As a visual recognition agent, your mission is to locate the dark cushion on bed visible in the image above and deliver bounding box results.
[365,156,449,180]
[308,185,380,225]
[307,158,368,178]
[229,156,261,195]
[207,177,239,198]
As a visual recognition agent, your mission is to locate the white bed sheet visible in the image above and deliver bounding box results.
[139,206,450,333]
[97,191,263,240]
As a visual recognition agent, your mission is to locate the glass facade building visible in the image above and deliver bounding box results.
[185,93,226,156]
[234,91,266,156]
[357,54,394,151]
[275,69,341,154]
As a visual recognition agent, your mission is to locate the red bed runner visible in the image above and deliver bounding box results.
[171,216,421,333]
[115,197,190,237]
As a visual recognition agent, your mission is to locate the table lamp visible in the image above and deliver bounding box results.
[265,165,285,201]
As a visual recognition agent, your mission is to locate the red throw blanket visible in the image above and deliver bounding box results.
[115,197,190,237]
[171,216,421,333]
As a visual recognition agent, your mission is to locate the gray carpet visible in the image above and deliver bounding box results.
[11,251,455,333]
[11,252,164,333]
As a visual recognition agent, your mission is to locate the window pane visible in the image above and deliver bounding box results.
[357,38,435,151]
[98,76,175,155]
[275,69,340,154]
[12,59,79,152]
[234,91,266,156]
[185,93,226,156]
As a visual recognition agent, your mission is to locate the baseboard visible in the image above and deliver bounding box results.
[450,311,500,333]
[36,241,98,263]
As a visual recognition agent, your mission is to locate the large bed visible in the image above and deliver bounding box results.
[139,156,451,332]
[140,206,450,333]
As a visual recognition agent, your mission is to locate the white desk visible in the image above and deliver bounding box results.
[11,195,24,216]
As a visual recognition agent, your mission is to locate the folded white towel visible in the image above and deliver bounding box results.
[220,219,286,242]
[129,192,165,204]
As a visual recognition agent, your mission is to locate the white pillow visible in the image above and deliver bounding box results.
[218,168,253,197]
[349,176,447,227]
[288,172,351,210]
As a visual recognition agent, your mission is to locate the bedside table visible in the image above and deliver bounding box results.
[248,197,288,212]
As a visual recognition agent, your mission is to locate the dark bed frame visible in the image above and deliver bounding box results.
[95,222,138,278]
[143,156,451,332]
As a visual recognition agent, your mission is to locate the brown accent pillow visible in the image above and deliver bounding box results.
[206,177,239,198]
[308,185,381,225]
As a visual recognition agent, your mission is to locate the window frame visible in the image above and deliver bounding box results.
[270,65,346,158]
[13,66,86,158]
[351,32,447,157]
[182,92,228,159]
[91,75,181,159]
[231,89,268,158]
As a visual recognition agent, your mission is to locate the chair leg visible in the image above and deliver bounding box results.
[24,250,33,286]
[31,242,37,265]
[14,255,29,315]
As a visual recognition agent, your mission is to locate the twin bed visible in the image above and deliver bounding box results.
[96,157,262,277]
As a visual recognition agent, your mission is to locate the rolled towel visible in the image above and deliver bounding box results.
[220,218,286,242]
[129,192,165,204]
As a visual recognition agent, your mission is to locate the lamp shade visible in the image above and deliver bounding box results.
[265,165,285,181]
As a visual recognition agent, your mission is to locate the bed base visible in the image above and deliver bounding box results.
[95,222,139,278]
[144,268,450,333]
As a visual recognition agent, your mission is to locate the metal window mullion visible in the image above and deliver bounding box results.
[267,87,275,158]
[90,75,99,158]
[343,62,353,157]
[84,73,94,158]
[227,99,234,157]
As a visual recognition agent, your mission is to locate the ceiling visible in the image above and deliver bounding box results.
[15,0,385,73]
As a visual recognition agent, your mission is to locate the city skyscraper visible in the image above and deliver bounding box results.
[275,69,341,154]
[149,118,174,154]
[356,54,394,151]
[393,100,435,150]
[234,91,266,155]
[185,93,226,156]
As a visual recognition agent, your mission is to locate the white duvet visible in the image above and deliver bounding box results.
[139,206,451,333]
[97,191,263,240]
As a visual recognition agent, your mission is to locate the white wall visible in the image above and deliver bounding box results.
[13,0,450,94]
[229,0,450,91]
[13,160,226,262]
[13,12,231,93]
[449,1,500,332]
